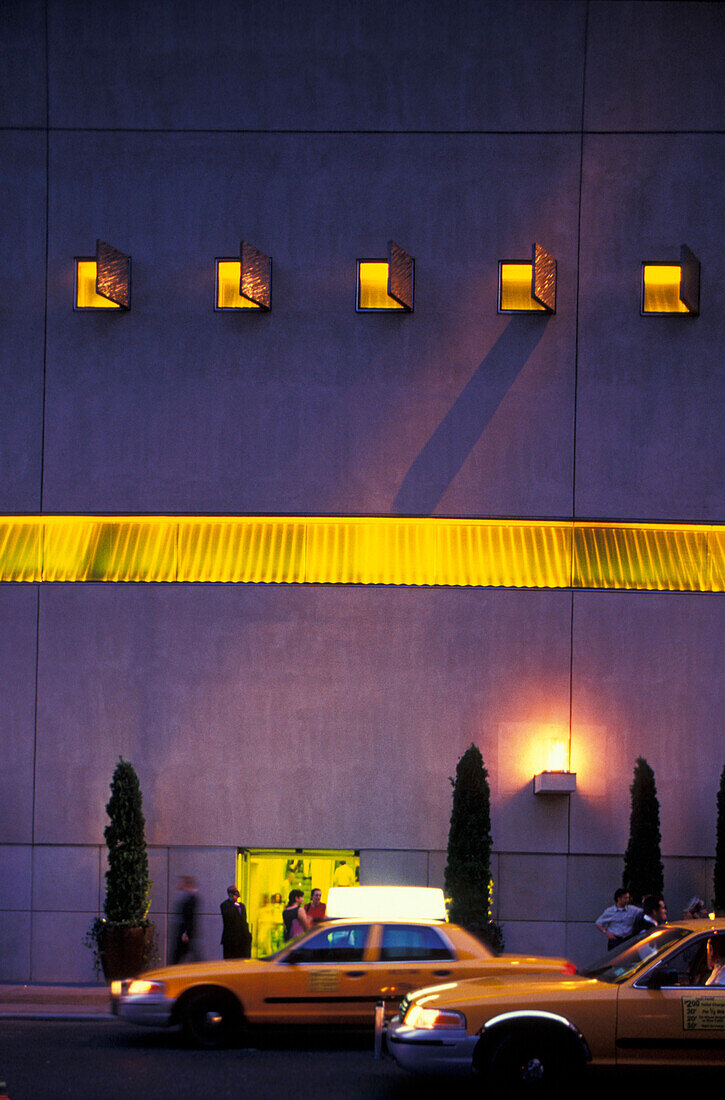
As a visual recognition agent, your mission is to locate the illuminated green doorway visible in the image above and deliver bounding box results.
[236,848,359,957]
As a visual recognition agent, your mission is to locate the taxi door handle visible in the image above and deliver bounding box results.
[346,970,365,978]
[433,969,451,976]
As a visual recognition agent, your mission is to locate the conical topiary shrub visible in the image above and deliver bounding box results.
[445,743,503,952]
[714,765,725,916]
[622,757,664,904]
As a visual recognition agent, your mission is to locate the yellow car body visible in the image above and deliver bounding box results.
[111,918,573,1046]
[386,920,725,1085]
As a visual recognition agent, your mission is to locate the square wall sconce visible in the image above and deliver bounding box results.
[215,241,272,311]
[533,771,577,795]
[74,239,131,310]
[357,240,414,312]
[499,243,556,314]
[641,245,700,315]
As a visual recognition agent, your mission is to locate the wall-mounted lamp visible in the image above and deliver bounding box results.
[641,245,700,315]
[74,239,131,310]
[499,243,556,314]
[356,240,414,312]
[533,735,576,795]
[215,241,272,311]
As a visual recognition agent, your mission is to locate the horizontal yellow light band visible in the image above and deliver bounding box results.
[0,516,722,592]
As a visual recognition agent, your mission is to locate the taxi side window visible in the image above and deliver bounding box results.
[379,925,454,962]
[654,935,725,987]
[286,925,370,964]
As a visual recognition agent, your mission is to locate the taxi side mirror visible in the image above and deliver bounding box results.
[645,967,678,989]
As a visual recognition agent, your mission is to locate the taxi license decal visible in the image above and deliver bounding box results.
[308,970,340,993]
[683,997,725,1031]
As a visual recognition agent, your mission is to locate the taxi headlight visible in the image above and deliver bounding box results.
[126,979,166,997]
[403,1004,466,1030]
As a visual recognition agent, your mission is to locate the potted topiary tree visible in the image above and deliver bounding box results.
[445,743,504,953]
[86,757,154,981]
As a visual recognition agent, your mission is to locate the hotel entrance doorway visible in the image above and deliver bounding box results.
[236,848,359,957]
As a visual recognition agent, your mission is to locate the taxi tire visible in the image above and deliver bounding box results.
[180,988,244,1049]
[485,1029,581,1097]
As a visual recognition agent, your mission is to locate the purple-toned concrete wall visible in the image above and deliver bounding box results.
[0,1,723,980]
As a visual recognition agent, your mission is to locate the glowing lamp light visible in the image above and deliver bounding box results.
[326,886,446,922]
[533,733,576,795]
[74,239,130,310]
[641,245,700,315]
[499,243,556,313]
[357,240,414,311]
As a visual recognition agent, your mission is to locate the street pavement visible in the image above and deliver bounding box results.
[0,989,721,1100]
[0,983,111,1021]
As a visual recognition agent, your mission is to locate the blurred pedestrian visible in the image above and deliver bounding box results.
[172,875,199,963]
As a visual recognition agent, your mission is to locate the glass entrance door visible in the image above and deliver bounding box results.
[237,848,359,957]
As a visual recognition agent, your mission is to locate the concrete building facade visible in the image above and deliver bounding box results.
[1,1,723,980]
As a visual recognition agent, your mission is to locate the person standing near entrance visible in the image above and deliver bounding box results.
[306,887,327,925]
[594,888,642,951]
[220,886,252,959]
[283,889,311,940]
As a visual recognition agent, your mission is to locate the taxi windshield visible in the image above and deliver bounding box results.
[580,928,690,984]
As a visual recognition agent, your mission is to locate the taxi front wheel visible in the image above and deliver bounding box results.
[180,989,244,1049]
[484,1030,582,1097]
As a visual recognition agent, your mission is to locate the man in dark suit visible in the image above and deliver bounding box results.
[220,886,252,959]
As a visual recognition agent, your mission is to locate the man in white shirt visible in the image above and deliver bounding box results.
[595,888,643,951]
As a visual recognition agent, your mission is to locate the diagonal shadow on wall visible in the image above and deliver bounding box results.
[393,317,550,515]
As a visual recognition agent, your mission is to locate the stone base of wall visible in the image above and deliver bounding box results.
[0,844,715,981]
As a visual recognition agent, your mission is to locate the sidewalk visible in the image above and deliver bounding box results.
[0,984,114,1021]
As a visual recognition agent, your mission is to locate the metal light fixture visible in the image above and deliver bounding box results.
[215,241,272,311]
[533,734,576,795]
[641,245,700,315]
[356,240,414,312]
[74,239,131,310]
[499,243,556,313]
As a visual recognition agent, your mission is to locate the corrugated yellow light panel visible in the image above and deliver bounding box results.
[0,516,722,592]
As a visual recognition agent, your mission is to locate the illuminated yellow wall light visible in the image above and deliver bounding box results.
[357,261,405,310]
[642,264,689,314]
[216,260,262,309]
[75,260,121,309]
[499,263,546,312]
[0,516,722,592]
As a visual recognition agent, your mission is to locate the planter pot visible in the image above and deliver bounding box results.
[99,924,155,982]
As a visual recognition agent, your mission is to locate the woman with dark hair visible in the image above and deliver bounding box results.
[283,889,311,941]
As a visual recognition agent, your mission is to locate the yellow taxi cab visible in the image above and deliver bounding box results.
[384,919,725,1088]
[111,916,574,1047]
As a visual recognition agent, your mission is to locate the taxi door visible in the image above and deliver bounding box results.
[261,923,381,1025]
[367,923,458,1014]
[616,935,725,1066]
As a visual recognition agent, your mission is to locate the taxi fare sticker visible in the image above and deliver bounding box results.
[682,997,725,1031]
[308,970,339,992]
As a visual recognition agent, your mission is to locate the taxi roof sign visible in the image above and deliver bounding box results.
[326,885,446,922]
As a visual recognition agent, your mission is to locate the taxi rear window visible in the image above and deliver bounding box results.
[379,925,454,962]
